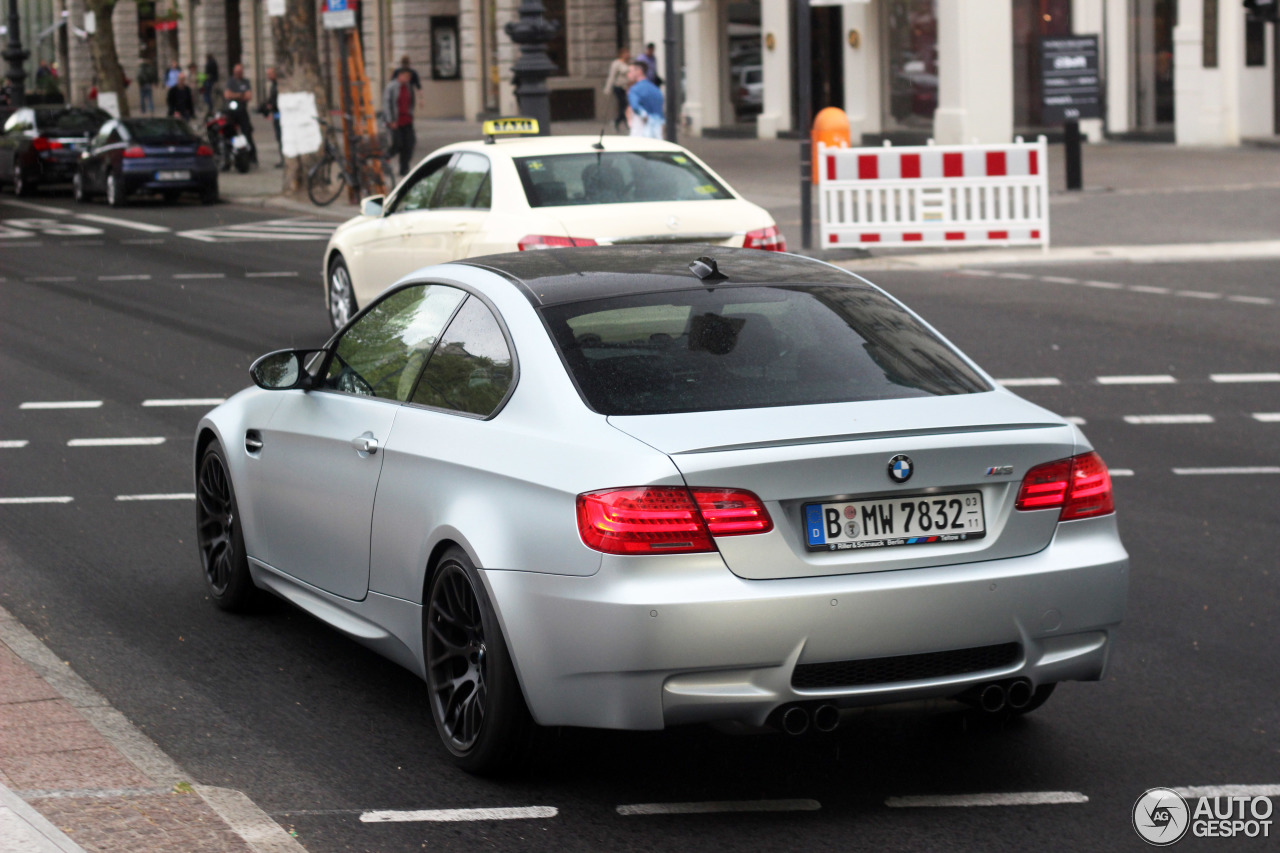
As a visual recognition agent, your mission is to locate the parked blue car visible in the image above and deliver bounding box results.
[74,117,218,206]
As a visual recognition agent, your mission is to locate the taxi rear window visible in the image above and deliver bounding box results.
[540,285,990,415]
[514,152,733,208]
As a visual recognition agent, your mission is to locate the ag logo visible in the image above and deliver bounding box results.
[1133,788,1190,845]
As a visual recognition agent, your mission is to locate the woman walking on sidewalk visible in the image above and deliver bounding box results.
[603,47,630,134]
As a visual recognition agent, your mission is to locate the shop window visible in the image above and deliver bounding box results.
[1013,0,1072,130]
[1245,19,1266,67]
[882,0,938,132]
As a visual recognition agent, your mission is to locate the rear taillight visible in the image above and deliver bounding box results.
[1015,451,1114,521]
[32,136,62,152]
[123,146,146,158]
[743,225,786,252]
[517,234,599,251]
[577,486,772,555]
[196,145,214,158]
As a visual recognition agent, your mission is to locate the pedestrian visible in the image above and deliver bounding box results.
[167,72,195,122]
[223,63,256,164]
[603,47,630,133]
[202,54,220,112]
[164,60,181,90]
[626,59,664,139]
[390,55,421,91]
[640,43,661,86]
[383,68,416,177]
[261,66,282,168]
[137,61,157,114]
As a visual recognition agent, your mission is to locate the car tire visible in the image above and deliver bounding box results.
[106,172,126,208]
[72,172,88,203]
[200,183,218,205]
[424,547,532,775]
[195,441,260,612]
[327,257,357,331]
[12,163,31,197]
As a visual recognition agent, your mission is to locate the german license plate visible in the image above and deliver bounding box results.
[156,170,190,181]
[804,491,986,552]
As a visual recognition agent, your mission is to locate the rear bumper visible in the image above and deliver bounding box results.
[481,514,1127,730]
[121,161,217,194]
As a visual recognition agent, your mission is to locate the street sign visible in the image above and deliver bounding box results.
[322,0,356,29]
[1040,35,1102,125]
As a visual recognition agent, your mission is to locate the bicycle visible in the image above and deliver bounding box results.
[307,117,388,206]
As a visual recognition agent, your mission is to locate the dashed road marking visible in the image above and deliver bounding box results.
[172,273,226,280]
[886,792,1088,808]
[1227,295,1274,305]
[995,272,1034,280]
[616,799,821,816]
[1040,276,1077,284]
[98,274,152,281]
[1173,467,1280,476]
[26,276,76,282]
[0,440,29,448]
[114,493,195,502]
[998,377,1061,387]
[75,213,170,233]
[1097,375,1177,385]
[1082,280,1124,289]
[1176,290,1222,300]
[177,218,336,243]
[1123,414,1215,424]
[0,496,74,505]
[1173,785,1280,798]
[142,398,226,407]
[359,806,558,823]
[1065,416,1087,425]
[20,400,103,410]
[67,437,166,447]
[1211,373,1280,383]
[1127,285,1171,294]
[245,271,299,278]
[1253,413,1280,422]
[1110,469,1136,477]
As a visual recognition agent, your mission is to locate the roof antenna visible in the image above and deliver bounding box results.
[689,256,727,282]
[593,125,606,150]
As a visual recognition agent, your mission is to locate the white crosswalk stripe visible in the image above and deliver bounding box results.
[176,218,337,243]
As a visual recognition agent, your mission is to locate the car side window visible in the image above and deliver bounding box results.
[409,296,514,417]
[91,123,114,148]
[4,110,33,134]
[432,153,491,209]
[390,155,451,214]
[322,284,467,401]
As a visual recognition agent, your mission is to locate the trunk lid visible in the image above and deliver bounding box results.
[552,199,770,247]
[608,391,1080,580]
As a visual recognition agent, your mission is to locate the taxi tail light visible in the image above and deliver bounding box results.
[743,225,786,252]
[517,235,599,251]
[1015,452,1114,521]
[123,146,146,159]
[577,486,772,555]
[196,144,214,158]
[32,136,63,152]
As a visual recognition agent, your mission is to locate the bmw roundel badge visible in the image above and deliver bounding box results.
[888,454,913,483]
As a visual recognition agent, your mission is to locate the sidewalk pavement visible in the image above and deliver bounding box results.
[0,605,304,853]
[223,112,1280,264]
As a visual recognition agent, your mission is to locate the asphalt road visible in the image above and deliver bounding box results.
[1,195,1277,852]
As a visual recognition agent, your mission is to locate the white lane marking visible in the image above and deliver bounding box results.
[616,799,821,816]
[1064,416,1087,425]
[0,440,29,448]
[1123,414,1215,425]
[998,377,1061,387]
[142,398,226,407]
[0,496,74,505]
[1110,469,1136,477]
[26,276,76,282]
[1041,276,1077,284]
[74,213,170,233]
[1227,295,1274,305]
[886,792,1089,808]
[98,274,152,281]
[20,400,103,410]
[1173,467,1280,475]
[1128,285,1171,294]
[178,218,336,243]
[995,272,1034,280]
[1096,375,1177,385]
[1253,413,1280,422]
[114,493,195,502]
[1173,785,1280,799]
[245,271,299,278]
[1,200,71,214]
[1082,280,1124,289]
[359,806,558,823]
[172,273,226,280]
[1211,373,1280,383]
[956,269,997,277]
[1176,290,1222,300]
[67,437,166,447]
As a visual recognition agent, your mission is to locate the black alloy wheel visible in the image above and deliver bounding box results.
[195,442,259,611]
[327,257,357,331]
[425,548,530,774]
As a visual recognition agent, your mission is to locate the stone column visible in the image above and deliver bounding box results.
[933,0,1013,144]
[757,0,790,138]
[841,0,882,142]
[679,0,723,135]
[1174,0,1241,145]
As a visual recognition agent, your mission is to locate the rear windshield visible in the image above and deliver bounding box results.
[36,109,108,135]
[514,151,733,208]
[541,285,990,415]
[125,118,197,144]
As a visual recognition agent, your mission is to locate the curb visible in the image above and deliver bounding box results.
[0,605,307,853]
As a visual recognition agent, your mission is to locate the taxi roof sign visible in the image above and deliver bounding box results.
[483,117,540,142]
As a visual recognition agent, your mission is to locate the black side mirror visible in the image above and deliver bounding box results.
[250,349,320,390]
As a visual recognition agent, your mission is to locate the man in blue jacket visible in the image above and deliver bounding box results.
[626,60,664,139]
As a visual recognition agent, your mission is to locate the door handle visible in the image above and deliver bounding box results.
[245,430,263,453]
[351,434,379,455]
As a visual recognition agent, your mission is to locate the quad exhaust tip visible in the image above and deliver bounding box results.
[1005,678,1034,711]
[978,683,1007,714]
[780,705,810,735]
[812,704,840,733]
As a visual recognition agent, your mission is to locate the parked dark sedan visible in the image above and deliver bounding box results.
[74,117,218,206]
[0,106,109,195]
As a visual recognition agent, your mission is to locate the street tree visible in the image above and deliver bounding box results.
[85,0,130,117]
[270,0,328,198]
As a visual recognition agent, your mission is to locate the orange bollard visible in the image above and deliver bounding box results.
[811,107,851,184]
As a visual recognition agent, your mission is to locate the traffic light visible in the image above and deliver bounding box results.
[1244,0,1279,22]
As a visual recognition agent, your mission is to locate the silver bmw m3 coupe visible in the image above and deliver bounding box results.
[194,246,1128,773]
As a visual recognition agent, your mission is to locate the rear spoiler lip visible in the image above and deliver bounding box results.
[660,421,1071,456]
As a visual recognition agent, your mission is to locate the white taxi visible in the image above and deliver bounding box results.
[321,119,784,330]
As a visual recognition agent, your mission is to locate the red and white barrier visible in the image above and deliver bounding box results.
[818,137,1049,250]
